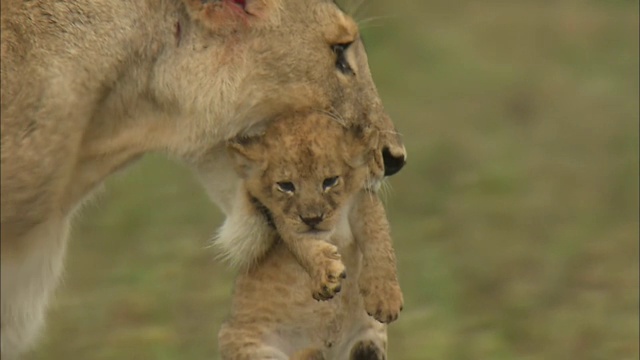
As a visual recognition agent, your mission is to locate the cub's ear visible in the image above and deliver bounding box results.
[226,136,266,178]
[344,124,380,168]
[182,0,272,31]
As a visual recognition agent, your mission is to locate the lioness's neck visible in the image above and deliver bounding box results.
[58,0,194,210]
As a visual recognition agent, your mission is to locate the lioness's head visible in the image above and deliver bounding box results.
[227,112,377,236]
[157,0,405,177]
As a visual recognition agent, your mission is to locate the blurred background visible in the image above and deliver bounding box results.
[28,1,638,359]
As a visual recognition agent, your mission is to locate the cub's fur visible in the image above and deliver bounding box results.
[219,113,403,359]
[1,0,406,357]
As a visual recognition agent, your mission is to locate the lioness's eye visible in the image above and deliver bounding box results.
[276,181,295,193]
[322,176,339,190]
[331,43,354,75]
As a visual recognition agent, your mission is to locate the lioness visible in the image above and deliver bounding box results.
[1,0,406,357]
[218,112,402,359]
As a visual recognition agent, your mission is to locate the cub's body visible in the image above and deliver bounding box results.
[220,215,387,360]
[218,113,402,359]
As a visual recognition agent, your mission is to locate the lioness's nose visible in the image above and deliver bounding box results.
[382,147,406,176]
[300,215,323,227]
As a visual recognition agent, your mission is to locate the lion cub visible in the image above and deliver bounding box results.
[218,113,403,359]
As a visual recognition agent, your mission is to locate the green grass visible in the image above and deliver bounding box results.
[28,1,638,359]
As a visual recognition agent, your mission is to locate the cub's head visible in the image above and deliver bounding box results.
[227,112,378,237]
[157,0,405,177]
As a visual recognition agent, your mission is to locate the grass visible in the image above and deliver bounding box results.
[28,1,638,359]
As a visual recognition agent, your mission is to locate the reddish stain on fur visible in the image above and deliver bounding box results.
[200,1,250,29]
[232,0,247,8]
[174,21,181,47]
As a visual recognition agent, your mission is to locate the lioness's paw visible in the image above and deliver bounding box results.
[311,246,346,301]
[359,271,404,323]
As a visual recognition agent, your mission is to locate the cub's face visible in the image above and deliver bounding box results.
[228,113,377,237]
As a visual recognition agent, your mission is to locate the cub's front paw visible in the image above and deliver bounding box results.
[311,245,347,301]
[359,269,404,323]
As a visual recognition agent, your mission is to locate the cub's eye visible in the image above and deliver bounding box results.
[276,181,295,193]
[322,176,340,190]
[331,43,354,75]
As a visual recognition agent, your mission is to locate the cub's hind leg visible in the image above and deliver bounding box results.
[218,322,290,360]
[1,218,70,360]
[349,339,386,360]
[290,348,325,360]
[337,317,387,360]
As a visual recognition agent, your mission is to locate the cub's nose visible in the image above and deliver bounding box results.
[382,147,406,177]
[300,215,324,227]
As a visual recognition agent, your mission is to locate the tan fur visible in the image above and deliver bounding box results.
[0,0,405,357]
[219,113,402,359]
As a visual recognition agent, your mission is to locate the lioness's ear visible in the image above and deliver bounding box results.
[344,124,379,168]
[227,137,266,178]
[182,0,273,31]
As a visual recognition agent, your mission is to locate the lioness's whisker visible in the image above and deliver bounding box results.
[314,108,347,126]
[356,15,394,29]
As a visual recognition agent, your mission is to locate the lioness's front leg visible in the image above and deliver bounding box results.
[1,217,70,360]
[280,233,347,301]
[350,191,403,323]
